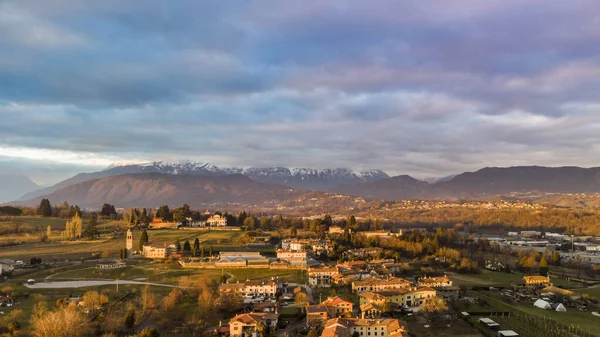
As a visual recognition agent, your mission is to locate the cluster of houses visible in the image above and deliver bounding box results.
[149,214,230,230]
[214,275,413,337]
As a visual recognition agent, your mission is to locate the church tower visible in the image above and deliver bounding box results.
[126,229,133,258]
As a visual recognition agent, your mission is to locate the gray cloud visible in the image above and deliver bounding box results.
[1,0,600,182]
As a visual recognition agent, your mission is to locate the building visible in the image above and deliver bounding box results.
[126,229,133,257]
[142,244,177,259]
[216,252,270,267]
[308,267,339,287]
[321,296,354,316]
[417,276,452,288]
[520,276,552,290]
[359,287,437,308]
[360,231,402,239]
[148,218,179,229]
[229,313,279,337]
[352,277,411,293]
[0,259,14,275]
[219,279,280,298]
[360,302,384,319]
[306,305,330,326]
[207,214,228,227]
[276,250,308,265]
[320,318,409,337]
[328,226,346,235]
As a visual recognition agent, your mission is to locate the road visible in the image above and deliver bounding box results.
[24,280,181,289]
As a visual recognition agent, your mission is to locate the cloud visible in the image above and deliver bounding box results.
[1,0,600,182]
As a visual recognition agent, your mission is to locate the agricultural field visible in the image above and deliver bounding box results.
[470,290,600,336]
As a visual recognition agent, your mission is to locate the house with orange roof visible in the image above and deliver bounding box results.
[229,312,279,337]
[306,296,354,326]
[320,317,409,337]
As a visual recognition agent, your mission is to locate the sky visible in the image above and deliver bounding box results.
[2,0,600,185]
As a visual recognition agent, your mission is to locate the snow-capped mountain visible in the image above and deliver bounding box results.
[19,161,390,200]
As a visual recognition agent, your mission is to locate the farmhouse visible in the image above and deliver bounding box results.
[308,267,339,287]
[352,276,411,293]
[358,287,437,308]
[320,317,409,337]
[229,313,279,337]
[143,244,177,259]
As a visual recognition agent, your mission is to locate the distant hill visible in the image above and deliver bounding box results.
[424,166,600,199]
[333,175,430,200]
[0,173,39,203]
[17,173,305,208]
[20,161,389,200]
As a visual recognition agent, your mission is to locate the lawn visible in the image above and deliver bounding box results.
[472,290,600,336]
[448,270,524,287]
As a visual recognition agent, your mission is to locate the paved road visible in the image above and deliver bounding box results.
[24,280,181,289]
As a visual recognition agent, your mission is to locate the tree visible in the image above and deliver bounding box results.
[38,199,52,217]
[260,216,271,230]
[31,303,92,337]
[307,329,319,337]
[81,291,109,312]
[100,203,117,217]
[183,240,191,252]
[201,246,205,258]
[552,250,561,266]
[209,245,213,257]
[257,321,270,337]
[84,214,99,239]
[139,208,149,224]
[176,240,182,252]
[193,238,200,257]
[291,225,298,237]
[156,205,172,221]
[243,217,256,230]
[46,225,52,240]
[420,297,448,313]
[382,301,395,314]
[294,291,308,304]
[125,309,136,329]
[539,254,549,276]
[139,230,149,251]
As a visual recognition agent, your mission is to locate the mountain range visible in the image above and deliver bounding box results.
[8,162,600,209]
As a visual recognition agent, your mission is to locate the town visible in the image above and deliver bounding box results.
[0,201,600,337]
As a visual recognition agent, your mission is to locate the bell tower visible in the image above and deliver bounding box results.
[126,229,133,257]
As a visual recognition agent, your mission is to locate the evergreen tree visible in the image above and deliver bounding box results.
[38,199,52,217]
[539,254,549,276]
[201,246,205,258]
[209,245,213,257]
[238,211,247,226]
[183,240,191,252]
[156,205,172,221]
[291,225,298,237]
[176,240,182,252]
[84,214,99,239]
[140,208,149,224]
[193,238,200,256]
[139,230,149,251]
[100,203,117,217]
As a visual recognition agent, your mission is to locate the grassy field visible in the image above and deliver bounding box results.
[470,290,600,336]
[448,270,524,286]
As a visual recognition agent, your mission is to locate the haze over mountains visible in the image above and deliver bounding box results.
[6,162,600,209]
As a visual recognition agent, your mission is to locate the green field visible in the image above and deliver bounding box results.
[448,270,524,286]
[468,291,600,336]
